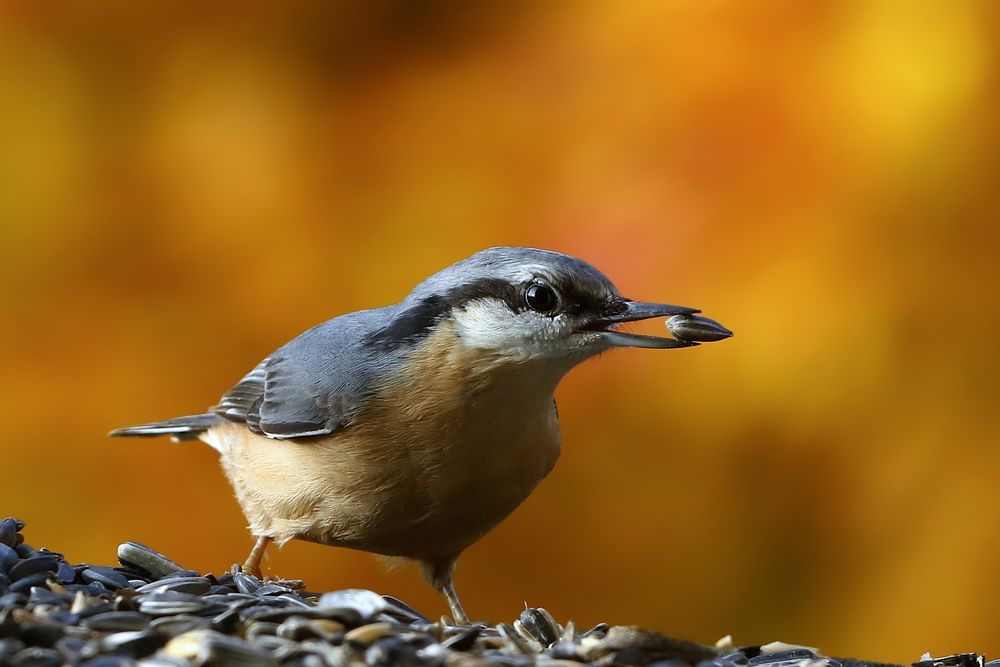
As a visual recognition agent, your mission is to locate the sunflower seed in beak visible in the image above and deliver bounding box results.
[666,314,733,342]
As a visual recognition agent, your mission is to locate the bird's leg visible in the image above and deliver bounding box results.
[421,559,470,625]
[241,536,271,578]
[440,577,470,626]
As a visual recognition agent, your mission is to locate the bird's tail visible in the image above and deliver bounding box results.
[108,413,221,441]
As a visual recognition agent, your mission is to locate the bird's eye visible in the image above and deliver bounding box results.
[524,283,559,313]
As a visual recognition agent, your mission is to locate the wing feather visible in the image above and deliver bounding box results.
[212,306,412,440]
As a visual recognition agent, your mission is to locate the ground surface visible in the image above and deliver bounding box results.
[0,518,991,667]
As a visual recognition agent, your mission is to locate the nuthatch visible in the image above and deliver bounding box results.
[111,246,731,623]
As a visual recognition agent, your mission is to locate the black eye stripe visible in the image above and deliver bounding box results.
[445,278,523,312]
[441,276,610,318]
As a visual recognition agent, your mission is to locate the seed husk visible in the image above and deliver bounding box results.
[666,314,734,342]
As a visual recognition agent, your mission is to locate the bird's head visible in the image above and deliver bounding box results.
[397,247,727,373]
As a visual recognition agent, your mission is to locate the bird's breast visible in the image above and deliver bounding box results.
[348,321,565,557]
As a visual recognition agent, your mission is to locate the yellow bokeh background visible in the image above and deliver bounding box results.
[2,1,998,661]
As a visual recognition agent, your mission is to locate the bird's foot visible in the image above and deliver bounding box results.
[238,562,262,579]
[264,577,305,591]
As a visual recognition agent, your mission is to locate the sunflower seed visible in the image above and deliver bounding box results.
[666,314,734,342]
[498,623,536,654]
[135,577,211,596]
[8,573,51,594]
[442,626,479,651]
[0,638,26,660]
[0,544,19,573]
[0,520,21,549]
[82,612,150,632]
[9,556,61,582]
[150,614,212,635]
[116,544,186,581]
[380,596,431,624]
[10,647,63,667]
[84,567,133,591]
[514,608,559,648]
[233,572,261,595]
[317,589,386,626]
[101,630,168,657]
[162,630,276,667]
[138,599,208,616]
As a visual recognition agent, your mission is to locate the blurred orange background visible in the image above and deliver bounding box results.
[2,1,998,661]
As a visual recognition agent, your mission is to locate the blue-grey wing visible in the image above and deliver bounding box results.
[213,307,403,439]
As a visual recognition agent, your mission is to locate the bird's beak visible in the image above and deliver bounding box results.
[582,300,710,349]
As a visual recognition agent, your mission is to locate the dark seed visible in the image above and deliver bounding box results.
[67,582,110,597]
[749,650,817,664]
[18,625,63,648]
[0,637,26,659]
[138,600,208,616]
[0,607,19,634]
[76,603,115,620]
[53,563,75,585]
[550,640,582,661]
[8,573,51,594]
[46,612,77,626]
[233,572,261,595]
[514,608,559,647]
[0,544,18,572]
[54,636,86,658]
[497,623,534,654]
[442,626,480,651]
[101,630,168,658]
[0,520,21,548]
[115,543,186,581]
[365,637,410,667]
[13,545,35,559]
[208,605,243,635]
[150,614,212,634]
[82,612,150,632]
[381,596,431,624]
[581,622,609,639]
[82,568,130,591]
[79,657,136,667]
[10,646,63,667]
[9,556,61,582]
[136,577,211,596]
[27,587,70,606]
[276,594,312,609]
[0,592,28,607]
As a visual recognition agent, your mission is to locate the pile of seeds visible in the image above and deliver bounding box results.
[0,518,992,667]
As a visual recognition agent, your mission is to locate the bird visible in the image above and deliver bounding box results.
[110,246,731,624]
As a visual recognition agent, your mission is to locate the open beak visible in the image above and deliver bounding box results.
[582,300,727,349]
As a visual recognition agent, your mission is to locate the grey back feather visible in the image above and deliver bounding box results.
[213,306,411,439]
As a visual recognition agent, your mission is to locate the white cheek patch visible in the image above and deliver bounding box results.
[452,298,571,358]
